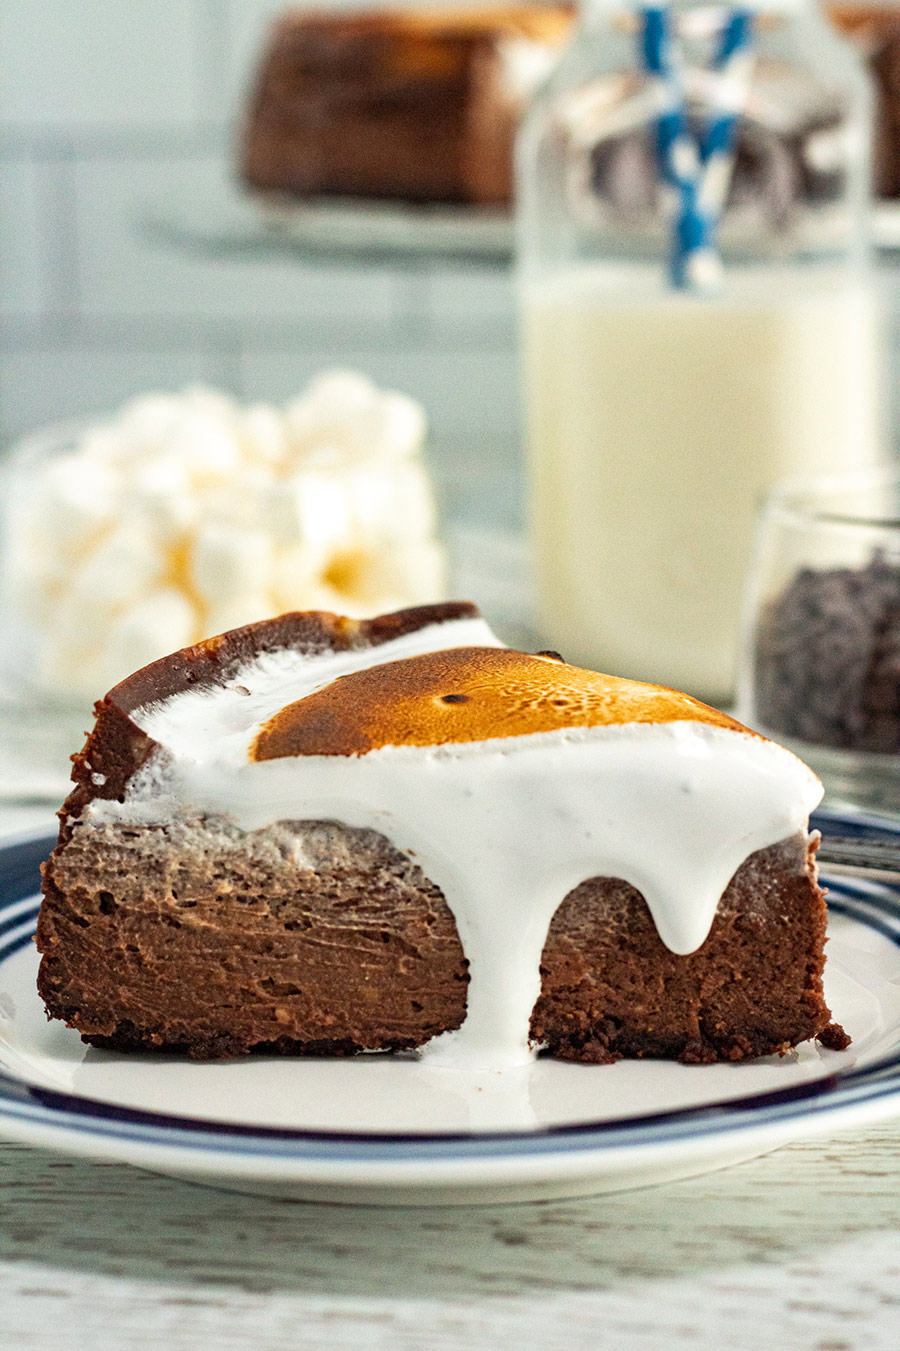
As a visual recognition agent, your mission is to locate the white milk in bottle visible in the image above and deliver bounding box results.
[522,263,881,698]
[517,0,884,703]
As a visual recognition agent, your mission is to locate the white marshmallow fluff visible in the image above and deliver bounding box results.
[2,374,445,699]
[92,614,824,1071]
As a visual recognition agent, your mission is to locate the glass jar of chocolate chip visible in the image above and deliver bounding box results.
[738,465,900,817]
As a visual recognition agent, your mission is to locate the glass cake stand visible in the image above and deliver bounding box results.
[138,182,900,270]
[140,184,515,268]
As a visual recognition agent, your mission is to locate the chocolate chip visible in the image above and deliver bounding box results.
[753,550,900,754]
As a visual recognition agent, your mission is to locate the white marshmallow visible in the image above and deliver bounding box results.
[76,425,130,465]
[181,385,239,424]
[283,375,428,470]
[103,588,199,683]
[43,600,115,670]
[5,373,442,700]
[163,412,242,488]
[34,597,137,697]
[240,404,287,469]
[387,539,448,603]
[260,472,353,559]
[305,369,380,411]
[24,456,119,561]
[203,592,277,638]
[394,463,439,539]
[346,468,396,542]
[125,455,196,545]
[2,509,69,623]
[131,454,189,500]
[379,392,427,460]
[260,481,306,549]
[284,371,385,466]
[348,462,437,544]
[270,544,326,612]
[115,394,184,456]
[66,524,167,619]
[36,632,104,699]
[317,539,447,615]
[3,551,66,626]
[190,524,274,607]
[298,473,354,553]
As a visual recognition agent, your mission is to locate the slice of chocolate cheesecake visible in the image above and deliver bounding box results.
[37,602,848,1066]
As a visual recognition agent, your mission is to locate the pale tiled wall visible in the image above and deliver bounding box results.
[0,0,522,530]
[2,2,899,540]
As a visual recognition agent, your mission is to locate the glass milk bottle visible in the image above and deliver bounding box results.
[517,0,884,704]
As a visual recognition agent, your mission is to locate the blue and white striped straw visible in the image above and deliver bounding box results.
[640,5,755,292]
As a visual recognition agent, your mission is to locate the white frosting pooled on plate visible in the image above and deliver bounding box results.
[93,614,823,1070]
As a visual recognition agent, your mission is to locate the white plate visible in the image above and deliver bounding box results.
[1,811,899,1206]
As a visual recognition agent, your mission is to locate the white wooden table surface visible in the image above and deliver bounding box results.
[2,805,899,1351]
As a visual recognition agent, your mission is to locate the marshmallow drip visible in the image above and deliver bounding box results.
[96,615,824,1070]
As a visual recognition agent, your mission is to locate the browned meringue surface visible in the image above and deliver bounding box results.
[252,646,747,760]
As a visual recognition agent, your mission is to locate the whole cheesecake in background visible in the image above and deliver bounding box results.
[238,4,900,207]
[240,5,573,205]
[829,5,900,198]
[37,602,849,1069]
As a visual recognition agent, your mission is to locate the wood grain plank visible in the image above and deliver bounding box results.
[1,1126,898,1349]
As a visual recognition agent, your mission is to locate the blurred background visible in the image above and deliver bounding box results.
[2,0,899,807]
[0,0,524,535]
[3,1,900,534]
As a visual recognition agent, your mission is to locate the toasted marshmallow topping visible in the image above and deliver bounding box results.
[134,616,504,766]
[101,611,823,1070]
[252,645,746,760]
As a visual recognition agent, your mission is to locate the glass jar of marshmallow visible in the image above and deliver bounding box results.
[0,374,445,709]
[518,0,885,705]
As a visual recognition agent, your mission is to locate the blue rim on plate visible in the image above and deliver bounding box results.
[1,810,898,1165]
